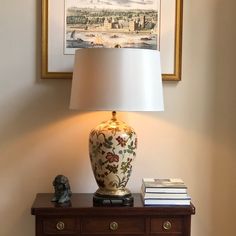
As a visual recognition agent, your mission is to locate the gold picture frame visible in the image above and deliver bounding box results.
[42,0,183,81]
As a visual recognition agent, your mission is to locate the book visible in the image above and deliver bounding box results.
[141,190,189,199]
[141,182,187,194]
[142,178,187,193]
[141,178,191,206]
[142,198,191,206]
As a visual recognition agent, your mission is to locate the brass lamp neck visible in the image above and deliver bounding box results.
[112,111,117,121]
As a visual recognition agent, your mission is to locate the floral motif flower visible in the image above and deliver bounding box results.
[124,127,133,135]
[135,138,138,149]
[105,152,119,163]
[106,164,118,174]
[96,179,105,188]
[90,130,96,137]
[116,136,127,147]
[121,159,132,174]
[107,126,121,135]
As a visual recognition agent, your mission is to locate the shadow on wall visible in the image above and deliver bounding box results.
[211,1,236,236]
[0,1,95,236]
[0,80,99,236]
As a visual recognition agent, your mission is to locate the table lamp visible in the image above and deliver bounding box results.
[70,48,164,206]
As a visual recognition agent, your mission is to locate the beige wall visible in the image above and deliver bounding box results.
[0,0,235,236]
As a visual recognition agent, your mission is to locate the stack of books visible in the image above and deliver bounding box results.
[141,178,191,206]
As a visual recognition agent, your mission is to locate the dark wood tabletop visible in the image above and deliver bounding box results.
[31,193,195,216]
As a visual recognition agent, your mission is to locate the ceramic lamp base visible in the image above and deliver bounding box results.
[89,111,137,198]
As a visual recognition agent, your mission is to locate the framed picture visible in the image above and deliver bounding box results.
[42,0,183,81]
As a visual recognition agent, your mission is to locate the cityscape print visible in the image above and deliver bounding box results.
[65,0,160,54]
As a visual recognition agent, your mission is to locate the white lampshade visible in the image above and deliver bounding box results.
[70,48,164,111]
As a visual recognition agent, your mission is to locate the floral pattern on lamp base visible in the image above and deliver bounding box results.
[89,113,137,196]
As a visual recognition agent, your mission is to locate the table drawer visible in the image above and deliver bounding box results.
[81,216,145,234]
[43,217,77,234]
[150,217,183,234]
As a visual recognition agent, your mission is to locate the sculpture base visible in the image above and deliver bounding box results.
[93,193,134,207]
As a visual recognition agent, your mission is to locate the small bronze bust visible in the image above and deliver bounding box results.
[51,175,72,204]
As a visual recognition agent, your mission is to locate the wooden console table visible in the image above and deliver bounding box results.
[31,193,195,236]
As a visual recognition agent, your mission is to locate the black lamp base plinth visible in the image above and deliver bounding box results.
[93,193,134,207]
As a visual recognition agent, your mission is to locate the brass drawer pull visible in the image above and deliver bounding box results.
[163,220,172,230]
[56,221,65,231]
[110,221,118,231]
